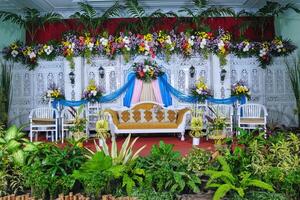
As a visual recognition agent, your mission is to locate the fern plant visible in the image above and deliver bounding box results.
[236,1,300,40]
[179,0,235,32]
[204,156,274,200]
[70,2,121,36]
[0,8,62,44]
[121,0,177,34]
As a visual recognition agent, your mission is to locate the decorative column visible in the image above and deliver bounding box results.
[211,54,231,99]
[64,57,85,100]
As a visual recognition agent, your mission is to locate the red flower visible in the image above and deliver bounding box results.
[138,71,145,78]
[79,36,85,46]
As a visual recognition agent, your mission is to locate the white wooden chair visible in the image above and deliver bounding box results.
[86,102,101,137]
[29,107,59,142]
[206,104,234,132]
[237,103,268,131]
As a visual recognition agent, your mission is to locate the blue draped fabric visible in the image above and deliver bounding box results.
[158,74,172,107]
[158,74,246,105]
[53,73,135,107]
[122,73,136,107]
[52,70,246,109]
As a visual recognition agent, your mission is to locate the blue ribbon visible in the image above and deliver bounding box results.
[158,74,246,105]
[53,73,135,107]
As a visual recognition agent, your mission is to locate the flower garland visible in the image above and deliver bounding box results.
[82,80,103,102]
[191,79,212,102]
[132,60,164,82]
[3,29,296,70]
[231,80,251,99]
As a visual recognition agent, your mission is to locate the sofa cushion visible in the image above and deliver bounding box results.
[117,122,178,129]
[132,109,142,122]
[164,110,178,123]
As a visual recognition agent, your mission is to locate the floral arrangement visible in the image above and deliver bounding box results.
[191,79,212,102]
[3,29,296,70]
[42,83,65,102]
[82,80,103,102]
[190,115,205,138]
[132,59,164,82]
[231,80,251,99]
[68,105,87,144]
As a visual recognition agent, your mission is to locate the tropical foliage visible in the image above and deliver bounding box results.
[0,8,62,44]
[0,61,13,127]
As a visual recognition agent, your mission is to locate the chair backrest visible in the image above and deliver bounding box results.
[86,102,101,125]
[30,107,58,119]
[238,103,267,118]
[207,104,233,119]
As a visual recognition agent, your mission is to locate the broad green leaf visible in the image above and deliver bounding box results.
[12,150,24,165]
[246,179,275,192]
[213,184,237,200]
[7,140,21,151]
[4,125,18,141]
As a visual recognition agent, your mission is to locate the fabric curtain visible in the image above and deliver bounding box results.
[140,82,156,102]
[131,78,143,104]
[151,79,163,104]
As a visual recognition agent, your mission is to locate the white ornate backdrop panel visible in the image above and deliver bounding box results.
[8,55,298,127]
[9,57,64,126]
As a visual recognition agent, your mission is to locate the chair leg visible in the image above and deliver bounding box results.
[180,131,185,141]
[30,128,33,142]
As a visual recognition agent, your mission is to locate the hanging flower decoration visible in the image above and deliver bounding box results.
[42,83,65,102]
[212,29,231,66]
[82,80,104,102]
[2,29,296,70]
[132,59,164,82]
[191,79,212,102]
[231,80,251,99]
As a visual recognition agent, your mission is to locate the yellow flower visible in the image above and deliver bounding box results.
[138,45,145,52]
[144,33,153,42]
[219,47,226,54]
[11,43,18,50]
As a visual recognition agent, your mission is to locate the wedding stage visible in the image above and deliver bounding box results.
[9,53,297,130]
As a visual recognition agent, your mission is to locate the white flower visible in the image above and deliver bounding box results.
[125,45,130,51]
[243,45,249,52]
[11,50,18,57]
[100,38,108,46]
[87,42,94,51]
[218,40,225,49]
[44,45,54,55]
[91,90,97,96]
[166,36,172,44]
[200,39,207,49]
[188,38,194,46]
[123,36,130,44]
[29,52,36,59]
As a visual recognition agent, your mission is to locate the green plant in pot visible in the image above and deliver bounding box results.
[95,111,110,147]
[68,105,87,147]
[190,110,205,145]
[206,107,227,140]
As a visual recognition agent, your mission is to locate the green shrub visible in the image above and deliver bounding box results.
[204,156,274,200]
[136,141,201,194]
[183,147,212,175]
[231,191,288,200]
[131,188,174,200]
[22,143,87,199]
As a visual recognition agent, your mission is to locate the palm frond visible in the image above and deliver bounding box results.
[178,7,196,18]
[125,0,145,19]
[78,2,97,18]
[102,1,121,19]
[41,12,62,24]
[201,6,235,18]
[236,9,255,17]
[193,0,208,9]
[257,1,300,16]
[0,11,24,27]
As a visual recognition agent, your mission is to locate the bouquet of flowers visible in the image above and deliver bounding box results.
[82,80,103,102]
[132,59,164,82]
[42,83,65,102]
[231,80,251,99]
[191,79,212,102]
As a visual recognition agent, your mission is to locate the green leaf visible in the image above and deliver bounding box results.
[213,184,240,200]
[0,138,5,144]
[12,150,24,165]
[123,174,135,194]
[5,125,18,141]
[7,140,21,151]
[246,179,275,192]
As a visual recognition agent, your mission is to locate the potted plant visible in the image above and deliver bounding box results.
[190,114,205,146]
[206,107,227,140]
[69,105,87,147]
[95,111,109,147]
